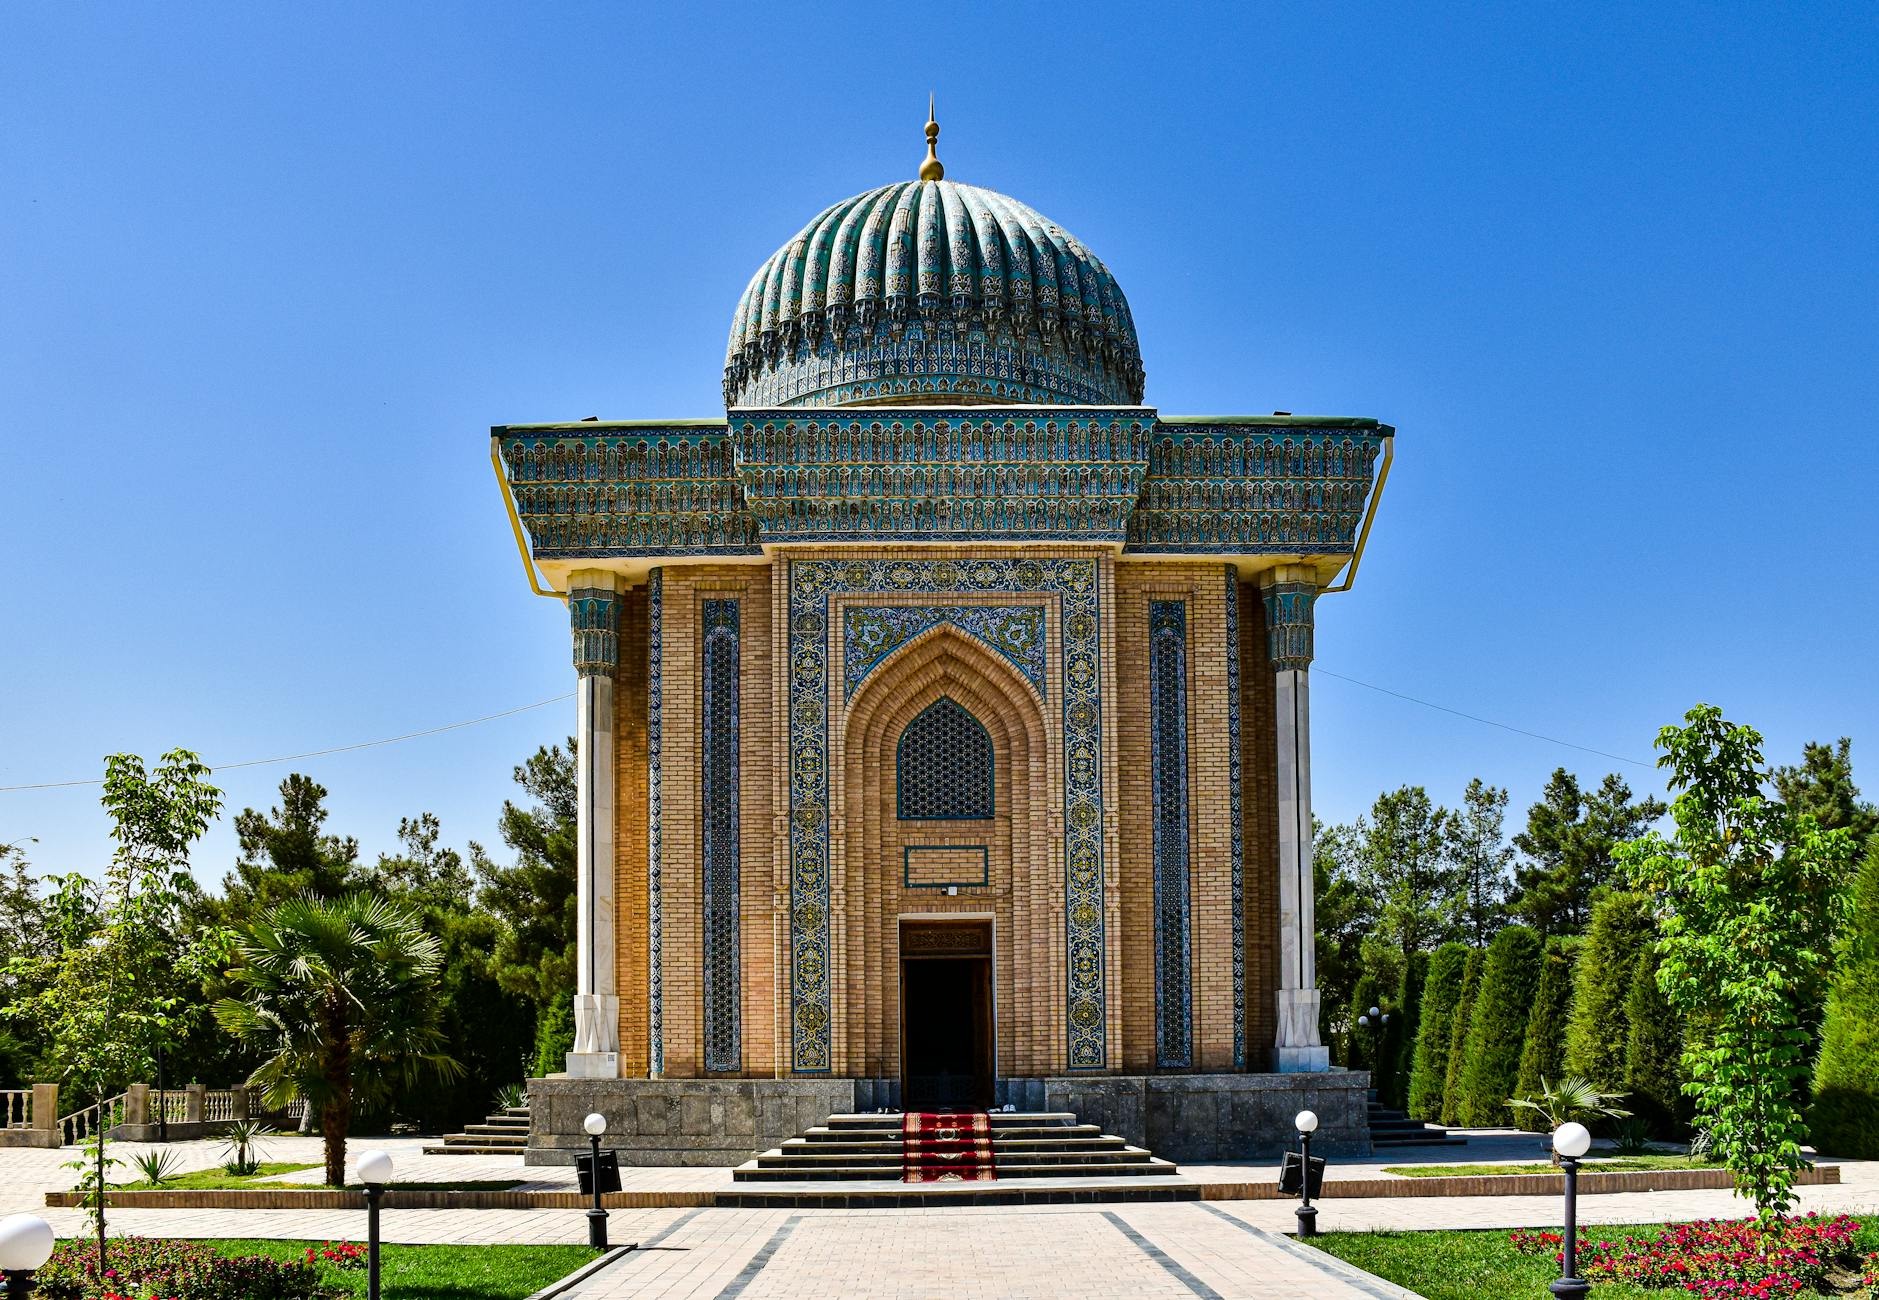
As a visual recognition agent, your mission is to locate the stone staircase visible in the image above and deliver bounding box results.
[1367,1094,1466,1148]
[424,1103,530,1155]
[735,1111,1176,1182]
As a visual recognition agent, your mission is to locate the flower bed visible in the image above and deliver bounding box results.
[34,1238,322,1300]
[1509,1215,1879,1296]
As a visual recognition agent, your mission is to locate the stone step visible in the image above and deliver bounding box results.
[465,1121,530,1134]
[423,1144,527,1156]
[1371,1132,1470,1147]
[732,1157,1176,1182]
[442,1132,526,1146]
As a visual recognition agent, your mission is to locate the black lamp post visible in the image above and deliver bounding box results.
[1549,1122,1591,1300]
[1294,1109,1319,1238]
[583,1112,610,1250]
[357,1150,393,1300]
[0,1214,56,1300]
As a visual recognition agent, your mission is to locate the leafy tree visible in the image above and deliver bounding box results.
[1313,819,1377,1047]
[364,815,532,1131]
[1619,704,1857,1221]
[1455,925,1545,1126]
[1407,942,1469,1121]
[1511,769,1666,936]
[1772,738,1878,847]
[1346,786,1460,962]
[222,774,360,912]
[1810,833,1879,1158]
[0,841,50,1084]
[1562,891,1655,1093]
[214,893,461,1187]
[1440,947,1486,1126]
[1447,779,1514,946]
[472,742,578,1067]
[1514,936,1581,1130]
[1624,945,1685,1137]
[2,751,222,1258]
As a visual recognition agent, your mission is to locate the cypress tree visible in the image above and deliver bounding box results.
[1347,972,1381,1073]
[1408,943,1469,1121]
[1625,945,1685,1137]
[1563,891,1654,1092]
[1514,936,1582,1130]
[1456,925,1546,1126]
[1811,836,1879,1158]
[1383,951,1428,1110]
[1440,948,1486,1126]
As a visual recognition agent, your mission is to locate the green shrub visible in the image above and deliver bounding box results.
[1440,948,1486,1126]
[1563,891,1654,1092]
[1514,936,1581,1130]
[1346,972,1381,1072]
[530,996,575,1080]
[1456,925,1545,1126]
[1407,943,1470,1121]
[1624,945,1685,1137]
[1811,835,1879,1158]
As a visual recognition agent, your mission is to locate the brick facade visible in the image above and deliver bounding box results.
[606,549,1284,1081]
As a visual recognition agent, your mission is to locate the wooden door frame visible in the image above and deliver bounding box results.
[897,916,996,1109]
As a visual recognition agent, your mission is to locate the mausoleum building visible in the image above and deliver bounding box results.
[493,116,1393,1165]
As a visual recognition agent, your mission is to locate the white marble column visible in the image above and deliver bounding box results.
[566,570,621,1078]
[1264,574,1330,1072]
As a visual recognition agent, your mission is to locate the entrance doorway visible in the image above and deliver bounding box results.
[899,920,994,1111]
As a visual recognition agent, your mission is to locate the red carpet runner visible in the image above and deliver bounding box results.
[901,1111,996,1183]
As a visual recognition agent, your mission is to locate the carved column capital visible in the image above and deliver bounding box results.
[1259,579,1317,672]
[570,582,619,679]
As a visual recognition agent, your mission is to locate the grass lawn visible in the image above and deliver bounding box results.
[114,1162,524,1192]
[1382,1155,1711,1178]
[207,1239,596,1299]
[1310,1221,1879,1300]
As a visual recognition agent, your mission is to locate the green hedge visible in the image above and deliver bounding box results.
[1455,926,1545,1126]
[1440,948,1486,1126]
[1811,835,1879,1158]
[1408,943,1470,1121]
[1513,936,1581,1130]
[1563,891,1654,1093]
[1383,951,1428,1111]
[1624,944,1685,1136]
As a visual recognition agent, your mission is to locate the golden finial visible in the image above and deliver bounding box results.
[919,93,944,181]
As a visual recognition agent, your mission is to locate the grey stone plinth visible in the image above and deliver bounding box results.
[526,1077,857,1167]
[1038,1071,1371,1161]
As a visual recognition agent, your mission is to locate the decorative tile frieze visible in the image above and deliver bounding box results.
[787,556,1108,1072]
[1148,599,1193,1069]
[1261,581,1317,672]
[569,587,618,678]
[700,598,741,1073]
[1224,570,1247,1070]
[843,604,1046,700]
[730,410,1153,545]
[646,568,664,1076]
[1126,425,1385,555]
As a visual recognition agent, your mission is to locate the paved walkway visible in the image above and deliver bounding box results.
[6,1135,1877,1297]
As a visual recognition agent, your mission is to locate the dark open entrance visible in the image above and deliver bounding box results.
[899,921,994,1111]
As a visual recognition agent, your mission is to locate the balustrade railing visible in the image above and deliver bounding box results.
[0,1089,30,1129]
[59,1093,128,1146]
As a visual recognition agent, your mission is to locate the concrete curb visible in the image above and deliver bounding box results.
[522,1246,635,1300]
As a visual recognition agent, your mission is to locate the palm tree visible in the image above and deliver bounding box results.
[214,893,460,1186]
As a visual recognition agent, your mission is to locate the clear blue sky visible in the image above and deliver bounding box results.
[3,2,1875,885]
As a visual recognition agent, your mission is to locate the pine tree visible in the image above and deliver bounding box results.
[1514,936,1581,1130]
[1625,945,1685,1137]
[1456,926,1545,1126]
[1563,891,1654,1092]
[1408,943,1469,1121]
[1440,948,1486,1126]
[1811,835,1879,1158]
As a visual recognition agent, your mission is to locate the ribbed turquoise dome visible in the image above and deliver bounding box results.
[724,179,1145,409]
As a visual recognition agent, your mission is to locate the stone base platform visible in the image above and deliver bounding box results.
[526,1071,1369,1167]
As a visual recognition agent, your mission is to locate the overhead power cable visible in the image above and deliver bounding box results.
[0,693,575,793]
[1312,668,1651,768]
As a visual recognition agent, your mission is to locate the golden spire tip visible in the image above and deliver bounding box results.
[920,93,944,181]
